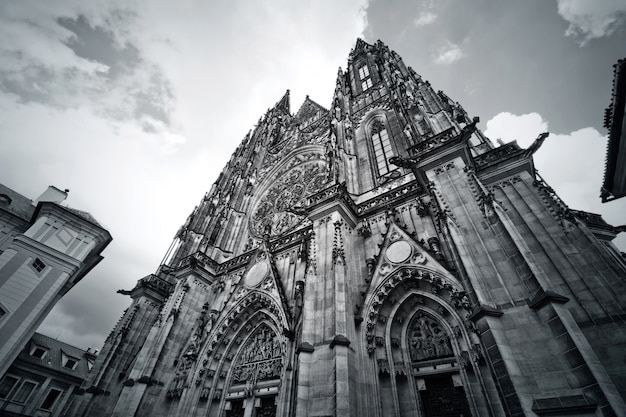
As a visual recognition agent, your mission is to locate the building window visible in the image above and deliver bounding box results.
[31,258,46,273]
[371,120,395,176]
[30,345,48,360]
[0,375,19,399]
[12,380,37,404]
[40,388,63,410]
[359,65,373,91]
[0,194,11,205]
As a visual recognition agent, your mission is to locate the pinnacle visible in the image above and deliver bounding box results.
[274,89,291,114]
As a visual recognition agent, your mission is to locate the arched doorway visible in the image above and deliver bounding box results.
[224,323,284,417]
[406,311,471,417]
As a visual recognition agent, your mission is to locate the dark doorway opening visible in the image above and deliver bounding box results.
[420,374,471,417]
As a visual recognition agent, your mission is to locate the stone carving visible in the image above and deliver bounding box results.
[232,326,283,385]
[408,313,453,361]
[250,161,327,238]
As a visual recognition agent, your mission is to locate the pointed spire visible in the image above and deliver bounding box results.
[274,89,291,114]
[351,38,372,57]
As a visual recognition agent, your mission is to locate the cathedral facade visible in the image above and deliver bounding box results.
[71,39,626,417]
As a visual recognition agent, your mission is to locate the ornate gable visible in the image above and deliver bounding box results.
[295,95,327,125]
[366,221,464,293]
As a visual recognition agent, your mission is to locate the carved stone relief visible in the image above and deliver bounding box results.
[232,325,283,385]
[407,313,453,362]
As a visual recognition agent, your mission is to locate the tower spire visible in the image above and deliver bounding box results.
[274,89,291,114]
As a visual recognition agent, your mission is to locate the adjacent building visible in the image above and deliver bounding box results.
[0,332,97,416]
[602,57,626,202]
[0,184,112,379]
[72,39,626,417]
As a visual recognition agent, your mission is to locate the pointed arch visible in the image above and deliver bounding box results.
[360,265,494,417]
[358,109,399,181]
[173,289,290,416]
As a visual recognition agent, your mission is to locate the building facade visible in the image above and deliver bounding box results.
[602,57,626,202]
[72,39,626,417]
[0,332,97,417]
[0,185,112,379]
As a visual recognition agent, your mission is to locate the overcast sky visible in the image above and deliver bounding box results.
[1,0,625,350]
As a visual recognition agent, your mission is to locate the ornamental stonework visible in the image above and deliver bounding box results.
[250,161,328,237]
[407,312,453,362]
[232,325,283,384]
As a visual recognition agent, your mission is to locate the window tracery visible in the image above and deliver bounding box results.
[359,64,373,91]
[371,119,394,176]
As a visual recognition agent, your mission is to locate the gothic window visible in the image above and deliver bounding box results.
[359,64,373,91]
[371,120,394,176]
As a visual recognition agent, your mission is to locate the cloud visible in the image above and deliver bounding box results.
[433,40,465,65]
[484,112,626,250]
[414,11,437,26]
[0,0,369,350]
[556,0,626,45]
[0,2,178,138]
[484,112,549,146]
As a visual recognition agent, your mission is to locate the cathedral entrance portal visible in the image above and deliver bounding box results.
[224,324,282,417]
[406,311,473,417]
[419,375,471,417]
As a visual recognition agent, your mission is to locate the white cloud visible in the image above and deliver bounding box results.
[484,112,549,146]
[433,40,465,65]
[556,0,626,45]
[414,11,437,26]
[484,111,626,250]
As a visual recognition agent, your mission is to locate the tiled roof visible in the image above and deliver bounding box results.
[0,183,36,222]
[62,206,103,228]
[17,332,94,379]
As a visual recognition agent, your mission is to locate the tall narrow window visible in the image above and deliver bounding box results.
[40,388,63,410]
[371,120,394,176]
[359,65,373,91]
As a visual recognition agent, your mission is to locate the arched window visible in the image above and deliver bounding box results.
[371,120,394,176]
[359,64,373,91]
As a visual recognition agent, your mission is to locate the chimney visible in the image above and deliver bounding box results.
[33,186,69,206]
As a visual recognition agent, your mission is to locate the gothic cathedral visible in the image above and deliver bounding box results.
[71,39,626,417]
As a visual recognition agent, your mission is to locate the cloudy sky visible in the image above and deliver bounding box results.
[1,0,625,349]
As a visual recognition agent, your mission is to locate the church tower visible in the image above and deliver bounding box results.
[71,39,626,417]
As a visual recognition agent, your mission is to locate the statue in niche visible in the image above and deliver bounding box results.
[408,313,453,361]
[325,129,340,184]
